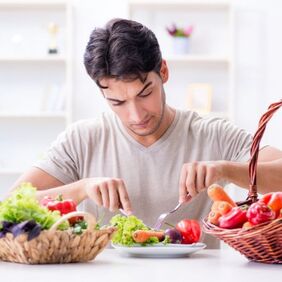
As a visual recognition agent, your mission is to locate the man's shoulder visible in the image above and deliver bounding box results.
[64,112,116,138]
[179,109,223,126]
[179,110,233,134]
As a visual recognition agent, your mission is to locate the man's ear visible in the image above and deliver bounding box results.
[160,59,169,83]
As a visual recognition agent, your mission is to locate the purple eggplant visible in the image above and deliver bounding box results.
[164,228,182,244]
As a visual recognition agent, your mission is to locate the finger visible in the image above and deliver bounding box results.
[108,181,119,212]
[179,164,188,203]
[91,184,103,207]
[205,164,216,188]
[100,183,110,209]
[196,163,206,192]
[186,162,197,197]
[117,181,132,215]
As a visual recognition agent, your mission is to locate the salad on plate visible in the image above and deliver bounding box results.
[110,214,206,257]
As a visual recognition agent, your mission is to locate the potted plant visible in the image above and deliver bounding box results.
[166,23,194,54]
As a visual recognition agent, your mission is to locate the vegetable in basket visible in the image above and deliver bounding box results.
[207,184,236,207]
[218,206,247,229]
[0,183,68,240]
[259,192,282,217]
[246,202,275,225]
[40,194,83,225]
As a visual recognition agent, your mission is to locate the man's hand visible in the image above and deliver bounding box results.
[84,177,133,215]
[179,161,226,203]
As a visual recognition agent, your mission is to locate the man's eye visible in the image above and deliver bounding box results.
[112,101,124,106]
[140,91,152,98]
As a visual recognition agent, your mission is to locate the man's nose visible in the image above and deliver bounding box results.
[128,103,145,123]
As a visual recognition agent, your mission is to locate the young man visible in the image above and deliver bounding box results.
[11,19,282,248]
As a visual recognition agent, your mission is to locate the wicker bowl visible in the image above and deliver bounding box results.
[0,211,116,264]
[203,100,282,264]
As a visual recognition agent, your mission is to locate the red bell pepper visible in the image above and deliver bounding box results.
[40,195,82,225]
[279,208,282,218]
[246,202,275,225]
[40,195,53,207]
[218,206,247,229]
[175,219,201,244]
[259,192,282,217]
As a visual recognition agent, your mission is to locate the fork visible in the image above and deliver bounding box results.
[153,202,183,230]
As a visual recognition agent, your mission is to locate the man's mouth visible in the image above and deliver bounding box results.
[132,117,151,128]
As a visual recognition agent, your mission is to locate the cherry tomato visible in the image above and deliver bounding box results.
[176,219,201,244]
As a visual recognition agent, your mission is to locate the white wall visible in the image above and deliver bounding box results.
[233,0,282,148]
[71,0,128,120]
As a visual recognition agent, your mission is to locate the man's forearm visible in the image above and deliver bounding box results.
[36,179,87,204]
[224,159,282,193]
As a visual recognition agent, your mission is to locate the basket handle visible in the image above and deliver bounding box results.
[49,211,97,232]
[245,100,282,204]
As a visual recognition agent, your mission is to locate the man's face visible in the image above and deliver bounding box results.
[100,71,166,137]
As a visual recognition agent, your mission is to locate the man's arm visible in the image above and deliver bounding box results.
[179,146,282,202]
[223,146,282,194]
[9,167,86,204]
[9,167,132,214]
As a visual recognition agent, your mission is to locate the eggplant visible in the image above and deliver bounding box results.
[164,228,182,244]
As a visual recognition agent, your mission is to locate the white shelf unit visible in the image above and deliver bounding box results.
[128,0,234,120]
[0,0,72,196]
[0,55,66,62]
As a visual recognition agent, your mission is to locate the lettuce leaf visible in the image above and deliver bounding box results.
[110,214,158,246]
[0,183,68,230]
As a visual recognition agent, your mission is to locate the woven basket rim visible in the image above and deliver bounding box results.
[202,217,281,238]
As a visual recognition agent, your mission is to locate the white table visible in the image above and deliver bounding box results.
[0,248,280,282]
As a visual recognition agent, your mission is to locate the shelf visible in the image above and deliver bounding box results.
[128,0,231,10]
[0,169,22,175]
[0,1,67,9]
[0,112,67,118]
[165,55,230,64]
[0,56,66,63]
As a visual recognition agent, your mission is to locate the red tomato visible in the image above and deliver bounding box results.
[176,219,201,244]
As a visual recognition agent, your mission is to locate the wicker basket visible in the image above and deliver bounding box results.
[203,100,282,264]
[0,211,116,264]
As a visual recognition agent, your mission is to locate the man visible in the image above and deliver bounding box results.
[11,19,282,248]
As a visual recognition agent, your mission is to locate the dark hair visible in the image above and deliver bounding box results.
[84,18,162,88]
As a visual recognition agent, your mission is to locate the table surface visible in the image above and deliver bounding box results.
[0,248,281,282]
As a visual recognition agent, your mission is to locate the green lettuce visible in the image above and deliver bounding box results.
[0,183,68,230]
[110,214,158,246]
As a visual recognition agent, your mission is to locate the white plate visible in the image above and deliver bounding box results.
[111,242,206,258]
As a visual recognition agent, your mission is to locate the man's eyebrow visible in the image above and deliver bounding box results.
[106,97,124,103]
[136,81,152,96]
[105,81,153,103]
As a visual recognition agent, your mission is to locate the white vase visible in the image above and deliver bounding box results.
[172,37,190,54]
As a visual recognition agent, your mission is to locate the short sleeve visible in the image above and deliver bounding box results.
[216,119,253,162]
[34,123,82,184]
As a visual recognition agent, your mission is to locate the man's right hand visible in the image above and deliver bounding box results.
[84,177,132,215]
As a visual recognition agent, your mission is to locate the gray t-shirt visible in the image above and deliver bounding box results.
[35,110,252,248]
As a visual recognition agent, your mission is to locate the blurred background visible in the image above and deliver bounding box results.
[1,0,282,198]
